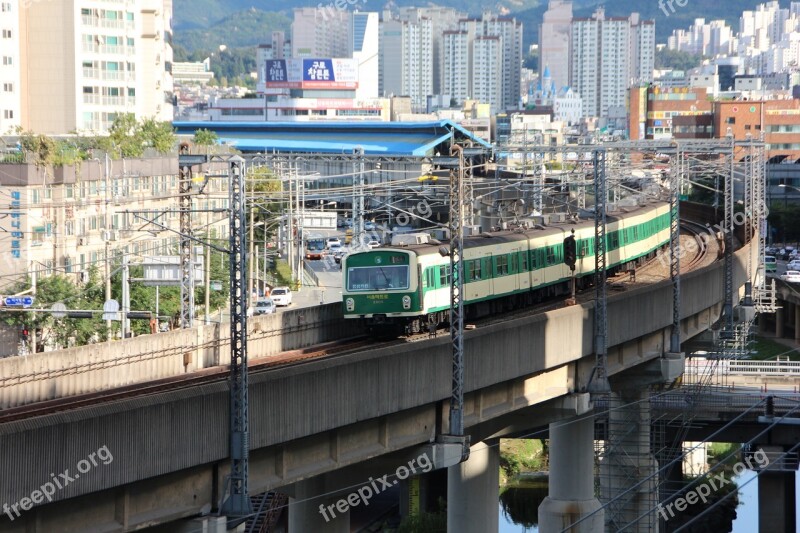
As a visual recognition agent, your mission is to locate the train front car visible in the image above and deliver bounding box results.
[342,248,422,335]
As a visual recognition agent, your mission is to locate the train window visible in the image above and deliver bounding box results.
[531,249,542,269]
[520,251,528,271]
[468,260,482,281]
[609,232,620,250]
[511,253,518,273]
[545,247,556,266]
[439,265,451,286]
[496,255,509,275]
[633,226,639,240]
[347,265,410,291]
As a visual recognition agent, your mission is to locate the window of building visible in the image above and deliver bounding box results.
[2,83,11,92]
[3,109,12,119]
[2,56,11,65]
[725,117,735,124]
[1,29,11,38]
[1,3,12,12]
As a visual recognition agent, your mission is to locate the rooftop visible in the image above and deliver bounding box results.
[173,120,492,156]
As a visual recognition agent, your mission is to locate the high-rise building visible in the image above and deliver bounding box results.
[472,36,502,109]
[379,14,433,112]
[478,12,523,110]
[5,0,172,134]
[443,28,474,104]
[0,0,21,133]
[352,12,380,99]
[398,7,465,95]
[571,8,654,118]
[539,0,573,92]
[292,7,351,58]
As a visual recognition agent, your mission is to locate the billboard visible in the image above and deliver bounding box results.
[265,58,358,89]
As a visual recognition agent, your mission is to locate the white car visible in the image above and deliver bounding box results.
[788,259,800,270]
[270,287,293,306]
[329,243,343,255]
[368,240,380,249]
[781,270,800,283]
[326,237,341,249]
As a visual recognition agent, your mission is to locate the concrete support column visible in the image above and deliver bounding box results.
[794,304,800,344]
[447,441,499,533]
[600,390,659,533]
[776,305,785,338]
[288,477,349,533]
[539,415,603,533]
[758,470,796,533]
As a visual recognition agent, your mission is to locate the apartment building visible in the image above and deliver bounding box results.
[571,8,654,119]
[538,0,573,92]
[0,155,229,286]
[0,0,21,133]
[380,14,433,112]
[8,0,172,134]
[292,7,351,58]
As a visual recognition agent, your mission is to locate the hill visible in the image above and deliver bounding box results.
[173,0,779,49]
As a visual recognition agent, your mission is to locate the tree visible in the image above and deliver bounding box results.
[193,128,219,153]
[139,118,177,154]
[100,113,176,158]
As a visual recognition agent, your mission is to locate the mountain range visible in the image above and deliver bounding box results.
[173,0,783,52]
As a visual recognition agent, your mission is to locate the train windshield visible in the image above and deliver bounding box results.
[347,265,410,291]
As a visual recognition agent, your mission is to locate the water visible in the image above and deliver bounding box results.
[498,471,800,532]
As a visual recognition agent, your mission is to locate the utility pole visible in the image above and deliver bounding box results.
[221,155,253,519]
[121,254,129,339]
[104,153,112,340]
[179,161,194,328]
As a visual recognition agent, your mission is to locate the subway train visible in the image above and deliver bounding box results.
[342,202,671,335]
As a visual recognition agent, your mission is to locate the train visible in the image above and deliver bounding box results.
[341,202,671,335]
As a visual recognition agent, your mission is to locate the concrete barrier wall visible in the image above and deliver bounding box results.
[0,302,357,408]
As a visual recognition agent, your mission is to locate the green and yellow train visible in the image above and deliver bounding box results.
[342,202,671,334]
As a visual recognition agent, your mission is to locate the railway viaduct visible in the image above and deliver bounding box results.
[0,242,757,533]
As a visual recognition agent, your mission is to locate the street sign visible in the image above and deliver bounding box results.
[51,302,67,318]
[4,296,34,307]
[102,299,120,321]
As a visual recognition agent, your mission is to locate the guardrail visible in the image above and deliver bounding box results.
[686,358,800,376]
[302,261,319,287]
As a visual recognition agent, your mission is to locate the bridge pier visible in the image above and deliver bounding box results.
[538,414,603,533]
[776,305,785,338]
[758,445,797,533]
[794,304,800,344]
[288,477,350,533]
[599,389,659,533]
[447,441,499,533]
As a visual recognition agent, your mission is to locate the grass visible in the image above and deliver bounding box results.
[748,335,800,361]
[499,439,547,484]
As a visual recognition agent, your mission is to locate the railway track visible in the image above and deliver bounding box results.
[680,220,715,271]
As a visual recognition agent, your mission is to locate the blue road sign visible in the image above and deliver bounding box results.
[4,296,34,307]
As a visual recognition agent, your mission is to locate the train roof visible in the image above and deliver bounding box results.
[378,201,668,256]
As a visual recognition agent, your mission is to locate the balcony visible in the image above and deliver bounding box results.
[99,44,123,55]
[100,19,124,30]
[102,70,124,81]
[82,67,99,78]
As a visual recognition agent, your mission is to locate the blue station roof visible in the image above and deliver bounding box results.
[173,120,492,156]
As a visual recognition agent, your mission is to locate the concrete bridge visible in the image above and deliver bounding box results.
[0,243,754,533]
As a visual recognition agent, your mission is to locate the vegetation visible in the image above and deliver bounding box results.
[767,203,800,244]
[749,335,799,361]
[655,49,705,72]
[396,510,447,533]
[193,128,219,150]
[499,439,548,482]
[99,113,176,158]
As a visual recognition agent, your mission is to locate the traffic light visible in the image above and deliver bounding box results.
[20,327,29,341]
[564,232,577,270]
[66,311,94,319]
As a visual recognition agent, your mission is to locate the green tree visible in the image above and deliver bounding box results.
[139,118,177,154]
[0,268,107,349]
[193,128,219,153]
[100,113,176,158]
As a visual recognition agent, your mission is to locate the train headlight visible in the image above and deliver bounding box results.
[346,298,355,312]
[402,295,411,310]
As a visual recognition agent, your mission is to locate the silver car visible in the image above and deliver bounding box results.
[254,299,276,315]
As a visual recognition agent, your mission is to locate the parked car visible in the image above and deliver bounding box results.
[326,237,342,249]
[781,270,800,283]
[364,220,375,231]
[254,299,276,315]
[270,287,293,306]
[368,239,380,249]
[787,259,800,271]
